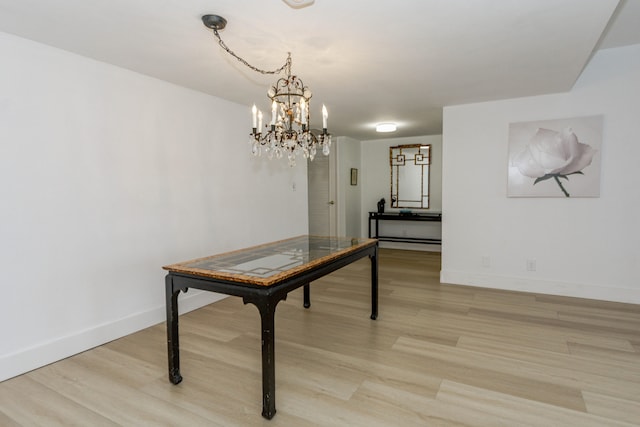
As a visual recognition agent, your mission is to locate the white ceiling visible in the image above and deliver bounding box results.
[0,0,638,140]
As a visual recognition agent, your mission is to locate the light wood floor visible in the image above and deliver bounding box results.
[2,249,640,426]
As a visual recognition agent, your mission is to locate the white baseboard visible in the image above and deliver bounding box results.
[440,270,640,305]
[0,290,225,382]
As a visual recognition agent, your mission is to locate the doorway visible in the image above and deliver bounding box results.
[307,150,337,236]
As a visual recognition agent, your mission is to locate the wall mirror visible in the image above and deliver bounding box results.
[390,144,431,209]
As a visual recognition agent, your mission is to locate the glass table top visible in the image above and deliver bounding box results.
[163,235,377,286]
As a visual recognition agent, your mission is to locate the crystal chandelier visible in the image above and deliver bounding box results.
[202,14,331,166]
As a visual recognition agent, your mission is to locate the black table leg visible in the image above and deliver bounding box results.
[165,275,182,384]
[260,305,276,419]
[244,295,284,420]
[303,284,310,308]
[370,246,379,320]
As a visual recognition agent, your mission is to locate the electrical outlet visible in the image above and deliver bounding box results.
[482,256,491,268]
[526,259,537,272]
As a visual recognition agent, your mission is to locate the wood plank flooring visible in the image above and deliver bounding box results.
[2,249,640,426]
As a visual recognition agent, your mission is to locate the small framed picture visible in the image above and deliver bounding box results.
[350,168,358,186]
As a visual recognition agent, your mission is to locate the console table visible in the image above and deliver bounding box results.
[368,211,442,245]
[163,235,378,419]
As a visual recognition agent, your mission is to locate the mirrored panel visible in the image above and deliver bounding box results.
[390,144,430,209]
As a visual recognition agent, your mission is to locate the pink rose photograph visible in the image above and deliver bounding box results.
[507,115,603,197]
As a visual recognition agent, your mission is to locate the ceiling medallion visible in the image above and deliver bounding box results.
[282,0,315,9]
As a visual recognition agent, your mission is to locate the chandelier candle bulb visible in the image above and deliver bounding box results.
[271,101,277,126]
[300,99,306,126]
[322,105,328,129]
[252,104,257,129]
[258,110,263,131]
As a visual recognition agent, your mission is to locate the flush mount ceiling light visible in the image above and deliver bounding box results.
[202,14,330,166]
[376,123,397,133]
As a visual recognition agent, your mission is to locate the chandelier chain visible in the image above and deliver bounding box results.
[212,29,291,75]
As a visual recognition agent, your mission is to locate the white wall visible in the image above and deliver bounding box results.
[441,44,640,304]
[0,32,308,381]
[360,135,442,250]
[336,136,361,237]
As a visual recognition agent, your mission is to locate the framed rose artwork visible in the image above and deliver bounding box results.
[507,115,603,197]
